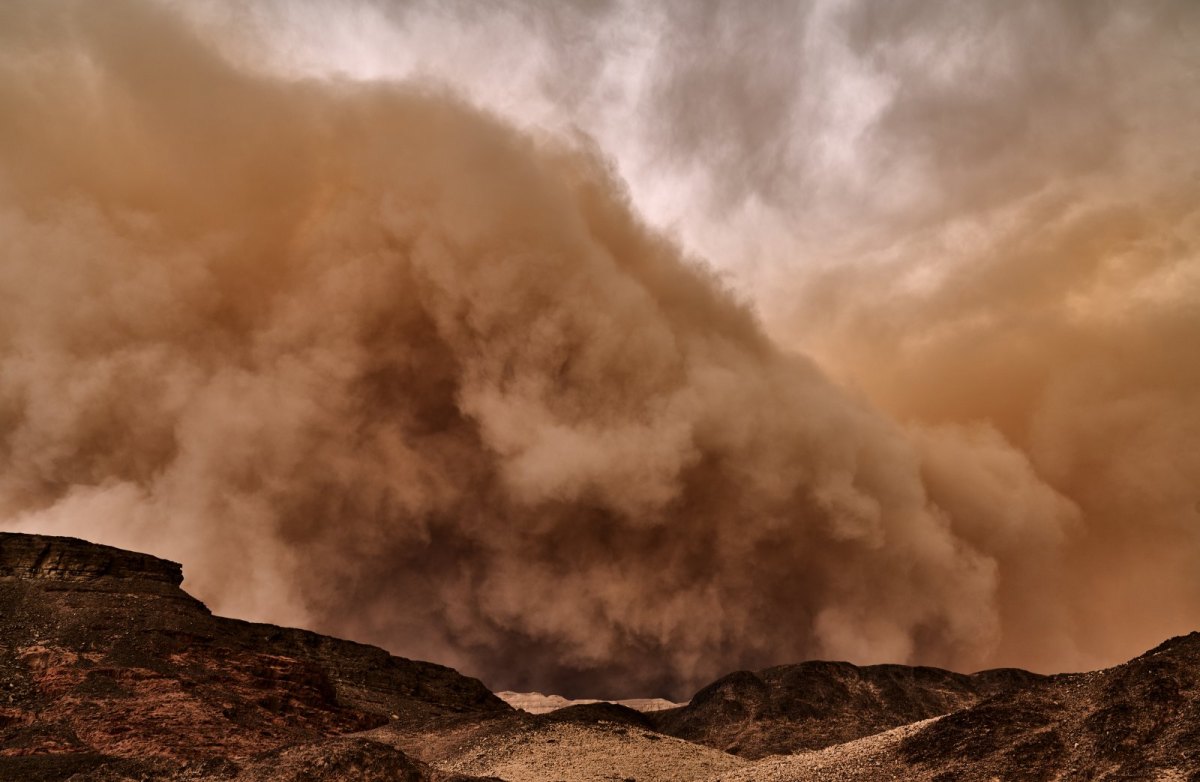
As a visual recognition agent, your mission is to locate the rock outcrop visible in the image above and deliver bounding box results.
[0,533,185,586]
[0,532,507,781]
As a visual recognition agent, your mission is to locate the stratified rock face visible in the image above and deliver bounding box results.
[0,533,184,585]
[0,532,507,782]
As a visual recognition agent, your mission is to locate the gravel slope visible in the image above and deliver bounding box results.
[701,719,935,782]
[430,720,745,782]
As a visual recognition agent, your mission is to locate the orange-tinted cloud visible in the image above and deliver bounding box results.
[1,0,1195,699]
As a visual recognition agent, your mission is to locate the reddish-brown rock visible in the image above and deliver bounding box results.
[0,532,507,781]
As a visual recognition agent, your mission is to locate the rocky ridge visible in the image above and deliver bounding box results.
[0,532,506,781]
[648,659,1042,758]
[3,532,1199,781]
[495,691,682,714]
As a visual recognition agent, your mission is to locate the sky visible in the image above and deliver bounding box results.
[1,0,1198,699]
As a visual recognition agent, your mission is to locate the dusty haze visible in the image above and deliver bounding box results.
[1,0,1197,699]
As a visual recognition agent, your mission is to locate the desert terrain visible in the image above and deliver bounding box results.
[2,532,1197,781]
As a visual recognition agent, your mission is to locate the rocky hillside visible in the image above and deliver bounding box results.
[0,532,507,781]
[892,631,1200,781]
[4,531,1199,781]
[704,632,1200,781]
[648,659,1042,758]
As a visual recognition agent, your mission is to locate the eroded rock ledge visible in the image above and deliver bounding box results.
[0,531,508,781]
[0,532,183,585]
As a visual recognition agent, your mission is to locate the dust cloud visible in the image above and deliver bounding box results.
[1,0,1195,698]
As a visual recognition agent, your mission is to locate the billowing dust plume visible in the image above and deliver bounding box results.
[0,0,1193,699]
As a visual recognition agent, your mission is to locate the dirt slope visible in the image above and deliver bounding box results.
[374,716,745,782]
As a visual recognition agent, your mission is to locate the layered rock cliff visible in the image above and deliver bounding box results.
[0,532,506,781]
[0,534,185,585]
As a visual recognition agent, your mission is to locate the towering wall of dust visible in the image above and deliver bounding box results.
[0,0,1188,698]
[764,2,1200,673]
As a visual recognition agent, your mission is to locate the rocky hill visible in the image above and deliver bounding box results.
[704,632,1200,781]
[648,660,1042,758]
[891,631,1200,781]
[0,532,507,781]
[3,532,1199,781]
